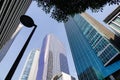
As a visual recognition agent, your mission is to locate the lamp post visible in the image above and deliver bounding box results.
[5,15,37,79]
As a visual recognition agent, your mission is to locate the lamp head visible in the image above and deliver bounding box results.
[20,15,35,27]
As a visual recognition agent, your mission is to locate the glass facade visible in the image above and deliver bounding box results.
[37,36,48,80]
[21,51,35,80]
[39,34,69,80]
[60,54,69,73]
[108,14,120,36]
[52,72,75,80]
[78,67,103,80]
[64,14,120,80]
[73,14,120,66]
[46,51,53,80]
[20,49,40,80]
[110,14,120,26]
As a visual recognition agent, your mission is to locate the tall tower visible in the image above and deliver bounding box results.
[64,13,120,80]
[19,49,40,80]
[0,24,22,62]
[51,72,76,80]
[37,34,69,80]
[0,0,32,49]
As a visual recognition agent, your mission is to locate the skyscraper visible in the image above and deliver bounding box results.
[51,72,75,80]
[19,49,40,80]
[37,34,69,80]
[0,24,22,62]
[0,0,32,49]
[104,6,120,37]
[64,13,120,80]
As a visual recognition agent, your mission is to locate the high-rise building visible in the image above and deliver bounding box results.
[104,6,120,50]
[51,72,75,80]
[104,6,120,37]
[0,0,32,49]
[0,24,22,62]
[19,49,40,80]
[64,13,120,80]
[37,34,69,80]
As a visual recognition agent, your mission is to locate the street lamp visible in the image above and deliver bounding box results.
[5,15,37,79]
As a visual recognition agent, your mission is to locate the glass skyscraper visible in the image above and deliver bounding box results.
[19,49,40,80]
[37,34,69,80]
[51,72,76,80]
[64,13,120,80]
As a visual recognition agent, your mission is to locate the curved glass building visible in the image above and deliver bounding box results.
[37,34,69,80]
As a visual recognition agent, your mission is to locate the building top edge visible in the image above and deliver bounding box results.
[104,6,120,23]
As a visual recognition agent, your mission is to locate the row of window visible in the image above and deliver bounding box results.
[113,15,120,26]
[21,51,36,80]
[109,14,120,35]
[73,14,120,66]
[78,67,103,80]
[99,45,118,64]
[66,17,101,75]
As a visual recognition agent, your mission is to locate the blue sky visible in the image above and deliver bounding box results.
[0,1,118,80]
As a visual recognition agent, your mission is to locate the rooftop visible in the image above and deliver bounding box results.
[104,6,120,23]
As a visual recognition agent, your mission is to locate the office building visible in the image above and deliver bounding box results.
[64,13,120,80]
[0,24,22,62]
[104,6,120,50]
[37,34,69,80]
[0,0,32,49]
[51,72,75,80]
[104,6,120,37]
[19,49,40,80]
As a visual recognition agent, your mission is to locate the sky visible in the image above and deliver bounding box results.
[0,1,119,80]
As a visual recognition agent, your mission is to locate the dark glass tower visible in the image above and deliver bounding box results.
[64,13,120,80]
